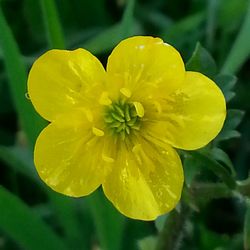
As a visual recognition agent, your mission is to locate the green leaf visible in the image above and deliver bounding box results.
[86,189,125,250]
[215,74,237,102]
[0,6,47,146]
[138,236,157,250]
[244,199,250,250]
[199,224,233,250]
[155,214,169,232]
[189,151,236,189]
[209,147,236,177]
[0,186,68,250]
[222,1,250,74]
[183,154,202,187]
[216,109,245,142]
[161,11,205,45]
[186,42,217,77]
[40,0,65,48]
[82,0,136,54]
[0,145,38,182]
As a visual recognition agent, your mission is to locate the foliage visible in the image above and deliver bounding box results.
[0,0,249,249]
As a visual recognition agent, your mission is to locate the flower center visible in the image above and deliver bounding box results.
[104,100,144,139]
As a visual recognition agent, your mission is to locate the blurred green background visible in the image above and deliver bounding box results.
[0,0,250,249]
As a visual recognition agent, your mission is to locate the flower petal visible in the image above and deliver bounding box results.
[102,137,183,220]
[34,110,108,197]
[147,71,226,150]
[28,49,106,121]
[106,36,185,99]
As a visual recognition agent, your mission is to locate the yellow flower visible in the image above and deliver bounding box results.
[28,36,226,220]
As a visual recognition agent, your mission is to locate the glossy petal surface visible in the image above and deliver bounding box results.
[28,49,106,121]
[28,36,227,220]
[106,36,185,99]
[147,72,226,150]
[102,138,183,220]
[34,110,107,197]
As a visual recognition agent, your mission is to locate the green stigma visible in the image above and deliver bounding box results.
[104,100,141,139]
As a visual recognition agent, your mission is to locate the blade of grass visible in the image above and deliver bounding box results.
[161,11,206,44]
[0,145,89,250]
[120,0,135,36]
[49,194,89,250]
[221,0,250,74]
[37,2,89,248]
[82,0,136,54]
[206,0,218,50]
[86,190,125,250]
[244,199,250,250]
[40,0,65,49]
[37,0,111,250]
[0,145,38,182]
[34,1,130,248]
[0,186,68,250]
[0,6,47,146]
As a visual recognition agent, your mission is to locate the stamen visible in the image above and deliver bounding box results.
[132,144,142,153]
[153,101,162,114]
[132,144,142,165]
[84,109,93,122]
[120,88,131,98]
[92,127,104,136]
[99,92,112,105]
[133,102,144,117]
[102,154,115,163]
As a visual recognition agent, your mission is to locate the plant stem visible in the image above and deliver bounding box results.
[155,178,250,250]
[155,203,190,250]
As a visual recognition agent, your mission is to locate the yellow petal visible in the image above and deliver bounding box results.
[28,49,106,121]
[147,72,226,150]
[34,110,107,197]
[102,138,183,220]
[106,36,185,99]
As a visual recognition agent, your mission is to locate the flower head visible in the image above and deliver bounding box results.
[28,36,226,220]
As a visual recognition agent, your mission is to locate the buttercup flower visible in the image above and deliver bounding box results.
[28,36,226,220]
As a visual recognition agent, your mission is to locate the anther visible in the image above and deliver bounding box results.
[133,102,144,117]
[102,154,114,163]
[99,92,112,105]
[120,88,131,98]
[92,127,104,136]
[153,101,162,114]
[84,109,93,122]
